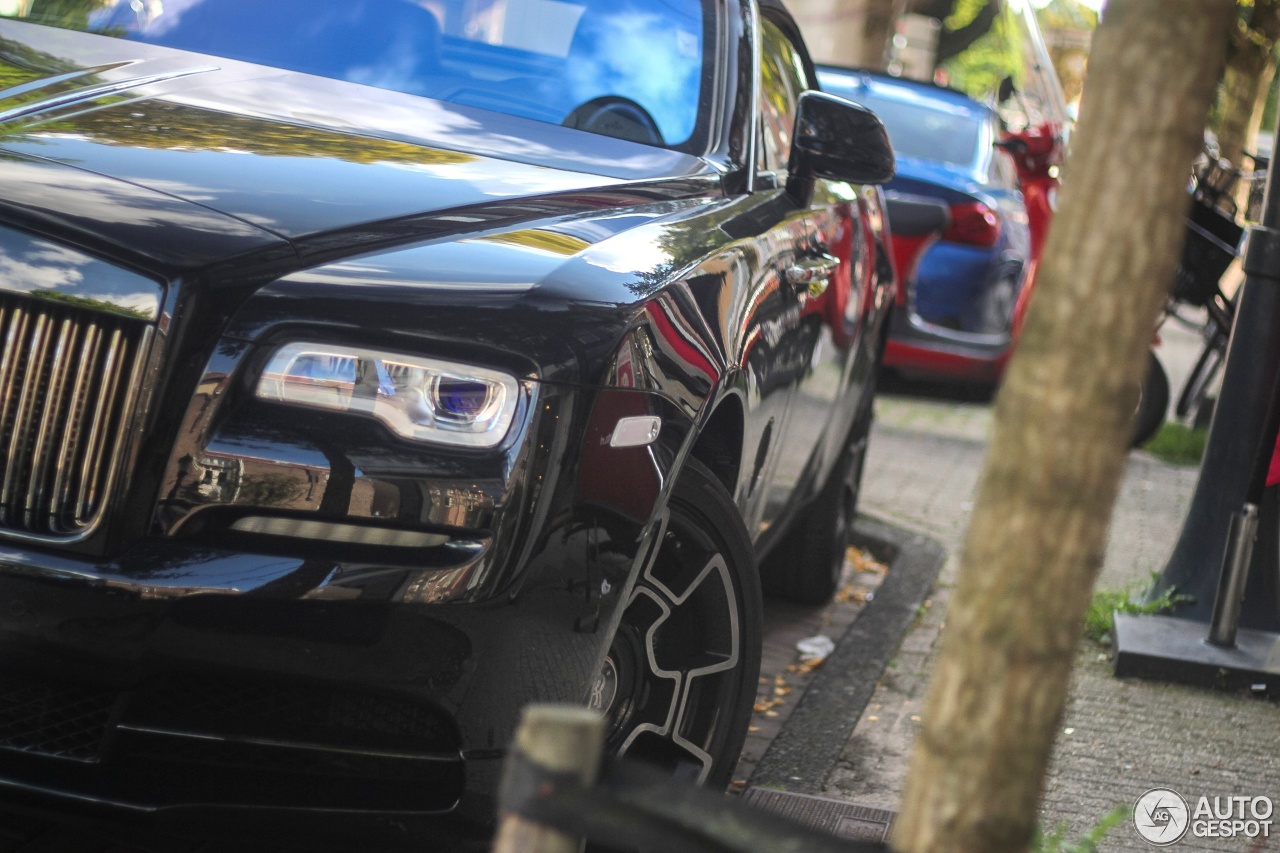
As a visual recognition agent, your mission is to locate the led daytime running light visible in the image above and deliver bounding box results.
[256,342,522,448]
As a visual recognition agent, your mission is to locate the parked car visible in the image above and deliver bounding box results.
[0,0,894,841]
[818,66,1034,383]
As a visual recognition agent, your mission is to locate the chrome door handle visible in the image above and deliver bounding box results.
[786,253,839,297]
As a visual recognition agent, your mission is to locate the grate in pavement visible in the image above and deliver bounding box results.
[742,788,896,843]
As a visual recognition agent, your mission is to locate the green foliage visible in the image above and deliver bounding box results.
[1033,806,1131,853]
[1260,51,1280,140]
[938,4,1024,101]
[1083,575,1193,644]
[1142,422,1208,466]
[1034,0,1099,33]
[25,0,107,30]
[944,0,990,30]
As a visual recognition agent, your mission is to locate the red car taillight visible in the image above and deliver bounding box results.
[943,202,1001,247]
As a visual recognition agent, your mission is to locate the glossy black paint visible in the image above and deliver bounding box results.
[0,0,894,836]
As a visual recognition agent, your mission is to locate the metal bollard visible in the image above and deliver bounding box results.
[492,705,605,853]
[1207,503,1260,647]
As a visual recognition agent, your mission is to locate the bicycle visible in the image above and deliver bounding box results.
[1152,149,1267,433]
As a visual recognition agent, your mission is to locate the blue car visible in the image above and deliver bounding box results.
[819,66,1033,381]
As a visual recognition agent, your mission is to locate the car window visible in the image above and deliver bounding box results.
[836,92,982,170]
[758,17,808,175]
[6,0,712,150]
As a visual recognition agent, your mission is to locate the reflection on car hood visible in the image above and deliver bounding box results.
[0,21,712,251]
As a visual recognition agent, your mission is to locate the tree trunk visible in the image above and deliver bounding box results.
[1216,2,1280,170]
[862,0,907,71]
[890,2,1235,852]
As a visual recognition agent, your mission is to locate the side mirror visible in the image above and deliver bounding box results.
[788,90,895,201]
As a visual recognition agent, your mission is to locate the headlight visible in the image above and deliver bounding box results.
[255,343,523,448]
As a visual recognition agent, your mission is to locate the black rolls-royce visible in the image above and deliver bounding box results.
[0,0,894,838]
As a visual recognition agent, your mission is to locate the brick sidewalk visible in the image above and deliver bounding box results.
[820,394,1277,851]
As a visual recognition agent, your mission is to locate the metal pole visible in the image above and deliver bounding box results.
[1151,132,1280,632]
[1207,503,1259,646]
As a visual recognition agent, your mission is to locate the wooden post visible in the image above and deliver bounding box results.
[492,705,605,853]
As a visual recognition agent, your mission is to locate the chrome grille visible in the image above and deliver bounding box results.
[0,294,150,540]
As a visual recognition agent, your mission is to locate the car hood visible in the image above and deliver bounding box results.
[0,21,713,266]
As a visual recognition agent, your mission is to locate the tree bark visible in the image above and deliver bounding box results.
[1216,2,1280,170]
[862,0,908,71]
[890,2,1236,852]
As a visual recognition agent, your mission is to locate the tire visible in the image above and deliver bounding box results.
[1132,350,1169,448]
[762,399,872,606]
[969,269,1020,335]
[589,458,762,788]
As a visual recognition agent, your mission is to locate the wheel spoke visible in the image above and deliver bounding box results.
[615,545,741,781]
[601,461,761,788]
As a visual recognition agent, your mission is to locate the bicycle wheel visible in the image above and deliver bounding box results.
[1175,331,1226,422]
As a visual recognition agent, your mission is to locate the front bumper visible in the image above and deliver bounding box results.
[0,381,689,830]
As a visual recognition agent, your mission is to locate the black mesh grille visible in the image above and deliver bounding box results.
[126,674,458,754]
[0,674,116,762]
[119,732,443,780]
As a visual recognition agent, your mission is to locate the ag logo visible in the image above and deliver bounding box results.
[1135,788,1190,845]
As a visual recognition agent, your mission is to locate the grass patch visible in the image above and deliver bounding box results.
[1034,805,1130,853]
[1141,422,1207,465]
[1084,574,1192,644]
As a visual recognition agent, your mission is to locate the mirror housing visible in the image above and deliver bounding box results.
[788,90,895,202]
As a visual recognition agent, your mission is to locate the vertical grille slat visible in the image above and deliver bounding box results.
[50,322,101,533]
[77,326,126,523]
[3,312,50,526]
[0,294,150,541]
[27,317,76,529]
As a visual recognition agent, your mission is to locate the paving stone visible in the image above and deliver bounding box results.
[825,388,1277,852]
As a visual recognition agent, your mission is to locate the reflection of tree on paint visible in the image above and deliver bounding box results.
[236,474,305,507]
[0,47,476,167]
[19,0,111,31]
[29,288,152,319]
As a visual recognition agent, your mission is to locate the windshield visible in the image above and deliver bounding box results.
[5,0,711,150]
[854,94,982,168]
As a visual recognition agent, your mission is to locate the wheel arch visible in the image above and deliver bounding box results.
[689,393,745,498]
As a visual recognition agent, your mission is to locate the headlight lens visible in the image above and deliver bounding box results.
[256,343,522,448]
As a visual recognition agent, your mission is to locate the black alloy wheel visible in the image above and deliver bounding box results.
[589,458,762,788]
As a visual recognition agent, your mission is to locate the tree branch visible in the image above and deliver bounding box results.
[936,0,1002,64]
